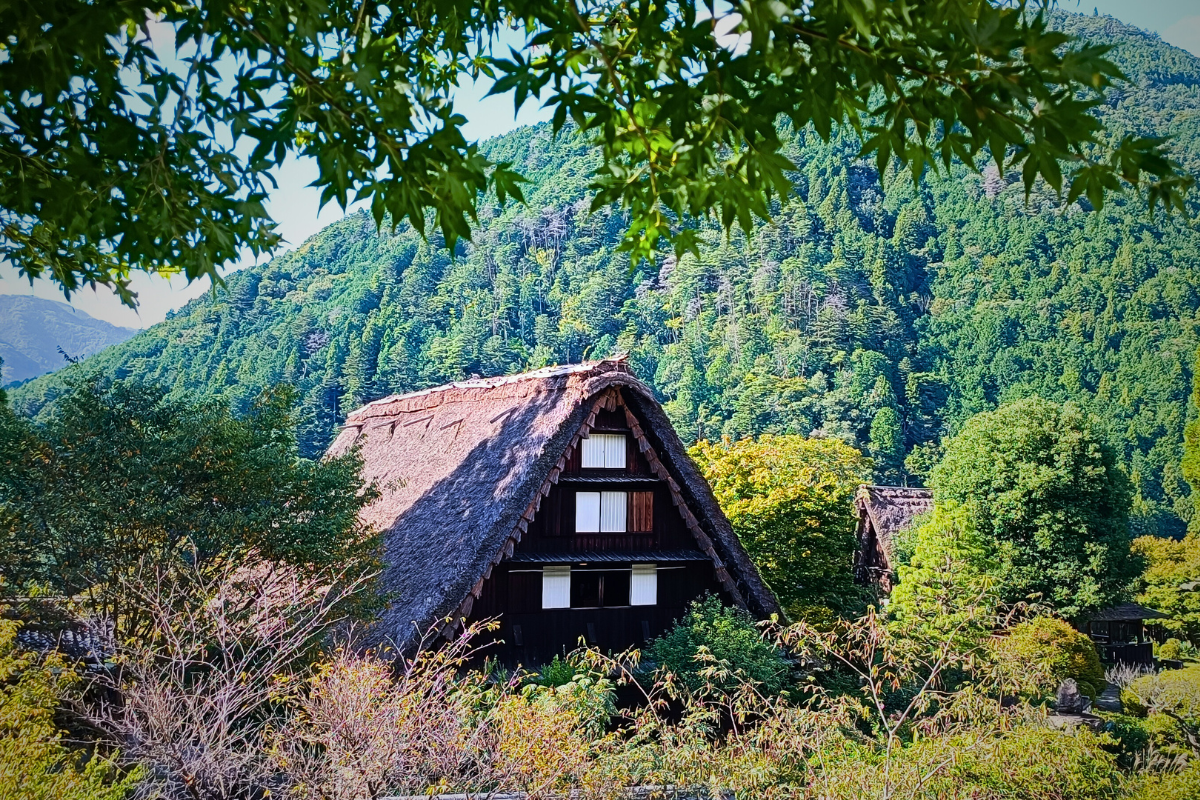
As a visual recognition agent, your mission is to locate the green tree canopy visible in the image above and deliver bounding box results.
[889,503,997,646]
[690,433,871,618]
[1132,534,1200,642]
[930,397,1138,617]
[1182,345,1200,532]
[0,378,378,642]
[2,0,1192,304]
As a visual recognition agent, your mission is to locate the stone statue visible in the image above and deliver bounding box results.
[1056,678,1086,714]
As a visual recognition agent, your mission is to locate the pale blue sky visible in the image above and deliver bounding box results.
[3,0,1199,328]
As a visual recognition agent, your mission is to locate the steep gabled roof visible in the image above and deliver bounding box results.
[327,359,780,650]
[854,486,935,582]
[856,486,934,545]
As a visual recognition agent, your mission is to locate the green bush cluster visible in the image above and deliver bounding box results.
[0,619,140,800]
[1159,638,1185,661]
[647,595,790,695]
[994,617,1105,698]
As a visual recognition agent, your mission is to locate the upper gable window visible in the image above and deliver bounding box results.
[581,433,626,469]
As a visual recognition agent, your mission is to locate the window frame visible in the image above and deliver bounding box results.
[575,490,627,533]
[581,432,627,469]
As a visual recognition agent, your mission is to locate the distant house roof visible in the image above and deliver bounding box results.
[1082,602,1170,623]
[327,359,780,651]
[856,485,934,550]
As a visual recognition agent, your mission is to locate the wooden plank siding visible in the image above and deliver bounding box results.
[470,562,719,666]
[465,393,733,667]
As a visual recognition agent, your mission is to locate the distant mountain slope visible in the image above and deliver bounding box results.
[0,295,137,385]
[11,11,1200,536]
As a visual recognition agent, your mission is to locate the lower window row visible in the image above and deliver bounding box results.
[541,564,657,609]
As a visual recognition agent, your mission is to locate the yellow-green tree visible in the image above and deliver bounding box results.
[1133,534,1200,642]
[690,434,872,619]
[888,503,998,648]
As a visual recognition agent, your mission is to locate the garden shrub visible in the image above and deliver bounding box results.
[647,595,790,694]
[534,655,577,688]
[813,722,1122,799]
[1124,762,1200,800]
[994,616,1105,698]
[0,618,140,800]
[1159,638,1184,661]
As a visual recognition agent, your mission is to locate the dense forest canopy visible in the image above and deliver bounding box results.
[12,12,1200,537]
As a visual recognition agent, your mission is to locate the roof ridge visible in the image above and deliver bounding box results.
[348,357,630,420]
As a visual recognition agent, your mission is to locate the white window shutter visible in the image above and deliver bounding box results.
[600,491,627,532]
[576,491,601,532]
[630,564,657,606]
[581,434,625,469]
[603,434,626,468]
[542,566,571,609]
[581,436,606,468]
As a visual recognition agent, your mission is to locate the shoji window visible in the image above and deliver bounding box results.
[542,566,571,609]
[575,491,627,532]
[630,564,657,606]
[581,433,626,469]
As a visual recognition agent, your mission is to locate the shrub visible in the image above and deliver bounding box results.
[647,595,790,694]
[534,655,577,688]
[1160,638,1184,661]
[1124,762,1200,800]
[995,616,1105,698]
[0,618,140,800]
[1121,664,1200,760]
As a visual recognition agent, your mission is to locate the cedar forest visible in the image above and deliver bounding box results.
[13,14,1200,537]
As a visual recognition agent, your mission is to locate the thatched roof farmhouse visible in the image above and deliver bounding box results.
[328,359,779,663]
[853,485,934,591]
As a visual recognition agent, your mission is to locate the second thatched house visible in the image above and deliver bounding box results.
[327,359,780,665]
[852,485,935,591]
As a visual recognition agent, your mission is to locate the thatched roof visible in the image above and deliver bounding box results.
[1082,602,1169,623]
[856,486,934,549]
[327,359,780,650]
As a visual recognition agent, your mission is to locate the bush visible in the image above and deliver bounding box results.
[0,618,140,800]
[647,595,790,694]
[1124,762,1200,800]
[1160,638,1184,661]
[534,655,577,688]
[995,616,1105,698]
[1121,665,1200,759]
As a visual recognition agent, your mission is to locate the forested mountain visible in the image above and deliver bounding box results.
[0,295,137,385]
[11,12,1200,536]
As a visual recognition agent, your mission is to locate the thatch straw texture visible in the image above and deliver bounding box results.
[856,486,934,551]
[328,360,779,651]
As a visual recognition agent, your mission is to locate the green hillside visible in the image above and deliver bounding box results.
[12,12,1200,536]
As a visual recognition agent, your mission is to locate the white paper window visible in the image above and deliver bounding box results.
[600,491,627,532]
[576,491,601,532]
[581,433,626,469]
[576,491,627,533]
[630,563,657,606]
[542,566,571,609]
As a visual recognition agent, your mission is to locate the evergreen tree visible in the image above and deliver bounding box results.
[931,398,1139,617]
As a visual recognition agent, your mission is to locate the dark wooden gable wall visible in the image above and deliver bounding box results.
[466,387,729,666]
